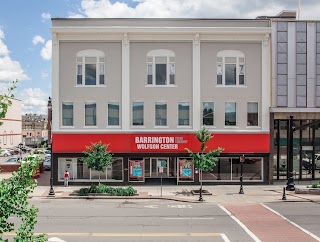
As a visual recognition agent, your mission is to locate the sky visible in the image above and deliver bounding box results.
[0,0,319,115]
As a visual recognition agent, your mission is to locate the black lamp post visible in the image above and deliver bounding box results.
[47,97,55,196]
[239,154,244,194]
[286,115,295,191]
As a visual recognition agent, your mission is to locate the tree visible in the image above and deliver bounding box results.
[82,141,113,185]
[0,155,47,242]
[0,80,18,126]
[186,127,224,201]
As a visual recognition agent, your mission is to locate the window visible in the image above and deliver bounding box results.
[132,102,144,126]
[247,102,258,126]
[146,49,175,86]
[225,102,236,126]
[108,101,120,126]
[178,102,190,126]
[85,102,96,126]
[217,50,245,86]
[155,102,167,126]
[203,102,214,126]
[62,102,73,126]
[76,50,105,86]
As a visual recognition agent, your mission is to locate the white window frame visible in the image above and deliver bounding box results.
[217,50,245,86]
[247,102,259,127]
[61,102,74,127]
[202,101,215,127]
[84,101,97,127]
[132,101,144,127]
[225,102,237,127]
[146,49,176,86]
[76,49,106,87]
[178,102,190,127]
[155,101,168,127]
[107,101,120,127]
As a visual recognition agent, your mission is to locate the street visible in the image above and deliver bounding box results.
[3,198,320,242]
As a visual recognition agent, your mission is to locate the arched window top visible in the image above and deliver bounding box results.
[76,49,105,57]
[217,50,245,58]
[147,49,175,57]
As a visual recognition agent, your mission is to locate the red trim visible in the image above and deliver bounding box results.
[52,133,270,153]
[0,118,22,122]
[0,133,22,136]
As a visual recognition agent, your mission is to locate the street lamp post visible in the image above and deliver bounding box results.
[286,115,295,191]
[47,97,55,196]
[239,154,245,194]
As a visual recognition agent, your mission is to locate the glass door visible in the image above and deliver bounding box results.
[150,158,169,178]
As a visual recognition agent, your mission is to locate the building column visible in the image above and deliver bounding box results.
[122,33,130,130]
[261,34,271,132]
[192,34,201,131]
[51,33,59,132]
[287,22,296,107]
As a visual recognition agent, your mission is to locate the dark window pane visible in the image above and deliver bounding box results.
[247,103,258,126]
[178,103,189,126]
[77,75,82,85]
[170,74,175,84]
[155,103,167,126]
[133,102,144,126]
[62,103,73,126]
[217,75,222,85]
[203,102,214,126]
[239,75,244,85]
[99,75,104,85]
[147,74,153,84]
[225,102,236,126]
[108,102,119,126]
[156,64,166,85]
[85,64,96,85]
[85,103,96,126]
[225,64,236,85]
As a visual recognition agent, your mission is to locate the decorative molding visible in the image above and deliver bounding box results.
[263,34,269,46]
[123,33,128,45]
[194,34,200,45]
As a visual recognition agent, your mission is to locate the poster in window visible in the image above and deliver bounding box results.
[179,159,193,178]
[130,160,144,178]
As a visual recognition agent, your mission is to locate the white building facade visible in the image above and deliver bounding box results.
[51,18,271,185]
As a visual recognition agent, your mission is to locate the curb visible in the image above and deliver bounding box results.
[40,195,202,203]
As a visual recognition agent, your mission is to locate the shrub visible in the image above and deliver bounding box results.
[312,183,319,188]
[78,188,89,196]
[77,185,136,196]
[89,184,98,193]
[97,184,107,193]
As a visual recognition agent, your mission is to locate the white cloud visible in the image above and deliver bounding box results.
[32,35,45,45]
[70,0,320,19]
[17,88,48,115]
[41,12,51,22]
[0,28,29,86]
[40,40,52,61]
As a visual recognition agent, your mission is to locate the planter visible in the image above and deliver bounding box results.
[295,188,320,195]
[191,190,212,195]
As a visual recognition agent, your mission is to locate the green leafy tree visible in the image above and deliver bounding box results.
[82,141,113,185]
[0,80,18,126]
[0,155,47,242]
[186,127,224,201]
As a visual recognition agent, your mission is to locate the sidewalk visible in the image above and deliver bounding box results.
[2,171,319,203]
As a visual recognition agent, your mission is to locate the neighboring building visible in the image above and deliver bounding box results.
[51,18,271,185]
[269,11,320,181]
[0,98,22,149]
[22,114,48,147]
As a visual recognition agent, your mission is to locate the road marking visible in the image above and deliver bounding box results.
[167,205,192,208]
[163,217,214,220]
[261,203,320,242]
[144,205,158,208]
[218,204,262,242]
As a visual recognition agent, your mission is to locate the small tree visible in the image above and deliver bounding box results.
[186,127,224,201]
[0,80,17,126]
[0,155,47,241]
[82,141,113,185]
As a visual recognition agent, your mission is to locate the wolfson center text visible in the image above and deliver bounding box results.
[135,137,178,149]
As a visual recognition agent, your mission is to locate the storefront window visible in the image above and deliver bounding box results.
[202,157,262,181]
[178,158,193,182]
[58,157,123,181]
[129,159,144,182]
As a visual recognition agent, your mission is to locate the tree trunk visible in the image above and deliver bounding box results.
[99,173,101,185]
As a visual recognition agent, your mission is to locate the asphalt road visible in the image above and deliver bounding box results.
[3,199,320,242]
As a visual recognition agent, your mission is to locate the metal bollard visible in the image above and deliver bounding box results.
[282,187,286,200]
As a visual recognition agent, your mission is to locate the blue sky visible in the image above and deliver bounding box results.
[0,0,319,115]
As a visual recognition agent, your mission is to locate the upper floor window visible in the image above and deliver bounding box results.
[155,102,167,126]
[85,102,96,126]
[203,102,214,126]
[225,102,236,126]
[178,102,190,126]
[147,49,175,86]
[76,49,105,86]
[107,101,120,126]
[217,50,245,86]
[62,102,74,126]
[132,102,144,126]
[247,102,258,126]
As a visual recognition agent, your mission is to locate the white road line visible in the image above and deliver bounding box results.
[221,233,231,242]
[163,217,214,220]
[218,204,262,242]
[260,203,320,242]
